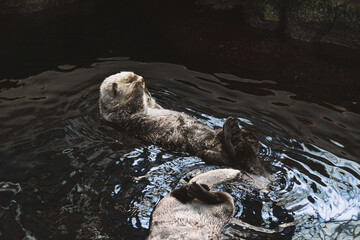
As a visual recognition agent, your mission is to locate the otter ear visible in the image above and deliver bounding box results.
[112,83,118,96]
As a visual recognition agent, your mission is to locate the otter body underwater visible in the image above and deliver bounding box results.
[147,168,270,240]
[99,72,267,176]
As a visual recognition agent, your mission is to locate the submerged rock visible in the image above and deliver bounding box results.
[285,0,360,48]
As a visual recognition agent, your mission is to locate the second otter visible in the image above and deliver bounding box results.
[99,72,267,177]
[147,168,270,239]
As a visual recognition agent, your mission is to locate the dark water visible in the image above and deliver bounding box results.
[0,58,360,239]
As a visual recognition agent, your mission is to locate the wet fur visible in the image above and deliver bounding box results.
[99,72,267,177]
[147,169,238,240]
[147,169,269,239]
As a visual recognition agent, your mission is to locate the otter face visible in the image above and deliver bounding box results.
[99,72,147,121]
[100,72,145,104]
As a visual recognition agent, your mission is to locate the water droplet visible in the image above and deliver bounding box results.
[62,148,73,154]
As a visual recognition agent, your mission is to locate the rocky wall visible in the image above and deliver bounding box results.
[1,0,359,48]
[196,0,360,48]
[0,0,78,14]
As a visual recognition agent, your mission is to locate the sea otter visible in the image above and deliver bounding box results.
[146,169,270,240]
[99,72,267,177]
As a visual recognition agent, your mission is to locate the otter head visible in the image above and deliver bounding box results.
[99,72,147,122]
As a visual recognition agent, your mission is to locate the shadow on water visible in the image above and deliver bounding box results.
[0,59,359,239]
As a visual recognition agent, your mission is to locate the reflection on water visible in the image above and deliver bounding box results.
[0,58,359,239]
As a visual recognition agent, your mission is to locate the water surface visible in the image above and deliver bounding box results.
[0,58,359,239]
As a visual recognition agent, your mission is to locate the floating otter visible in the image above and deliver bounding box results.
[147,169,270,240]
[99,72,267,177]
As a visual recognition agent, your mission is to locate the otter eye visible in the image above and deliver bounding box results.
[125,77,134,83]
[112,83,118,96]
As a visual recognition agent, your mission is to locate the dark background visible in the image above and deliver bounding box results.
[1,0,360,113]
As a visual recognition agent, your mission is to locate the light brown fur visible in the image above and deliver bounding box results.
[147,169,238,240]
[147,169,270,239]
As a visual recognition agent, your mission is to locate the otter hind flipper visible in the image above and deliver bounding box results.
[171,186,194,203]
[233,136,268,178]
[200,183,211,191]
[242,131,260,149]
[187,182,228,204]
[223,117,268,177]
[223,117,241,158]
[171,183,211,203]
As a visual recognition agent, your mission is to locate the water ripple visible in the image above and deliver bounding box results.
[0,59,359,239]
